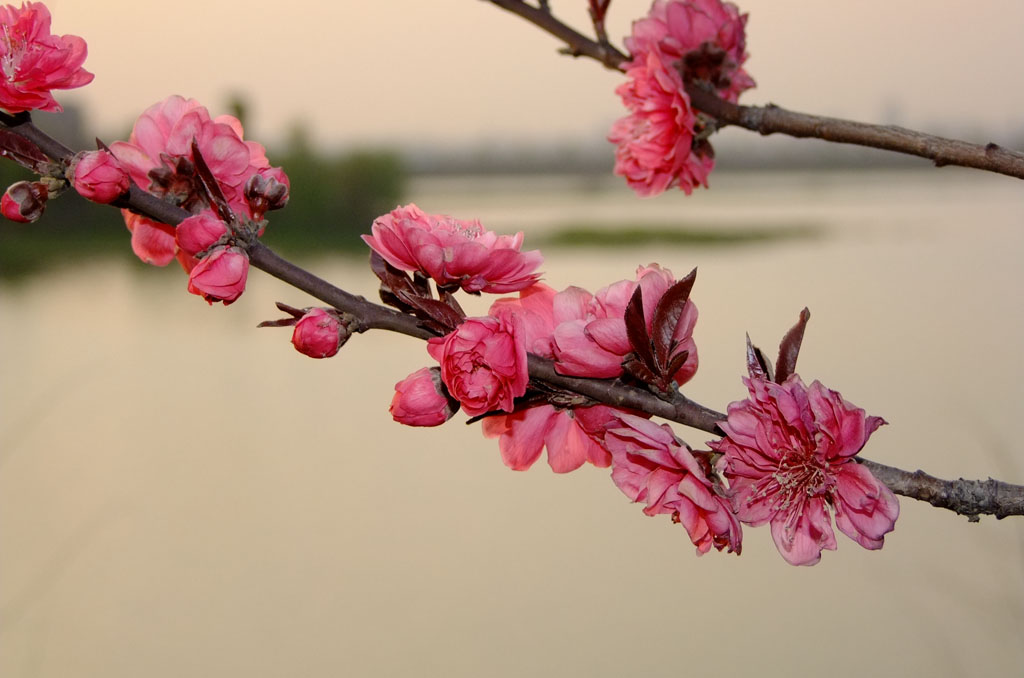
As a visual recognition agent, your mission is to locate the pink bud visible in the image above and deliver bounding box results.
[187,246,249,305]
[176,211,229,257]
[245,168,290,220]
[1,181,48,222]
[68,150,130,204]
[390,367,459,427]
[291,308,350,359]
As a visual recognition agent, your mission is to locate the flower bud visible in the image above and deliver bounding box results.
[1,181,48,222]
[68,150,130,204]
[186,246,249,305]
[176,211,229,257]
[245,168,290,220]
[291,308,350,358]
[390,367,459,427]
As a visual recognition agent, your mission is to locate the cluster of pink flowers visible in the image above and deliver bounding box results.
[107,95,290,305]
[610,0,755,196]
[361,206,899,562]
[0,2,92,114]
[0,1,903,567]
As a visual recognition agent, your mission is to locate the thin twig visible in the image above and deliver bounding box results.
[485,0,628,68]
[485,0,1024,180]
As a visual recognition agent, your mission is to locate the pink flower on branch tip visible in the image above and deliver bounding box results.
[603,412,742,555]
[0,2,93,114]
[109,95,287,267]
[68,150,129,204]
[710,375,898,566]
[610,0,755,197]
[186,245,249,305]
[390,367,459,427]
[362,203,542,294]
[482,404,620,474]
[627,0,754,101]
[426,314,528,417]
[291,308,350,359]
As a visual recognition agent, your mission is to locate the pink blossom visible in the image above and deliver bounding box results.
[551,264,698,385]
[175,210,228,258]
[610,0,755,196]
[427,314,528,417]
[1,179,45,222]
[186,245,249,305]
[627,0,754,102]
[291,308,349,359]
[390,366,459,427]
[609,50,711,197]
[710,375,899,566]
[0,2,93,114]
[362,203,542,294]
[109,95,287,266]
[603,412,741,555]
[482,404,618,473]
[485,283,632,473]
[68,150,129,204]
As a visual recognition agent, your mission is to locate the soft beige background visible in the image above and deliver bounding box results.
[49,0,1024,146]
[3,169,1023,677]
[2,2,1024,677]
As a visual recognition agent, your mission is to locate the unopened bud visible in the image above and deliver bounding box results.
[68,150,130,204]
[176,210,229,257]
[186,246,249,305]
[244,168,289,220]
[390,366,459,427]
[291,308,350,359]
[1,181,48,223]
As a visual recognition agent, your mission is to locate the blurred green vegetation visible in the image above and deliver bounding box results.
[266,127,404,259]
[538,222,821,249]
[0,123,405,281]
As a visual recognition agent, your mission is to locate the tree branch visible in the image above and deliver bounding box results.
[3,86,1022,520]
[485,0,1024,180]
[685,87,1024,180]
[485,0,628,68]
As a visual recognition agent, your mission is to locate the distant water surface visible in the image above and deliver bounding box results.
[2,169,1022,677]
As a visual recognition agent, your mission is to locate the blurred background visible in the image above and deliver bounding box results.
[2,1,1023,676]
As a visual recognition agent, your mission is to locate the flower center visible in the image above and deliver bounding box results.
[747,448,831,515]
[1,24,24,81]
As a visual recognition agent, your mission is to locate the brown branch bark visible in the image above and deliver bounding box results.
[3,86,1023,520]
[860,460,1024,521]
[485,0,1024,180]
[685,87,1024,180]
[243,239,1024,521]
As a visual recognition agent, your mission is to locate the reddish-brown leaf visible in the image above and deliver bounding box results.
[0,129,51,173]
[651,268,696,370]
[665,348,690,381]
[775,307,810,384]
[397,291,464,333]
[190,139,237,226]
[746,333,773,382]
[625,284,656,371]
[622,354,660,387]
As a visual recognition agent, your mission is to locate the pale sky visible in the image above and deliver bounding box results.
[46,0,1024,149]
